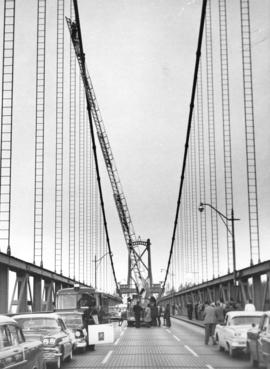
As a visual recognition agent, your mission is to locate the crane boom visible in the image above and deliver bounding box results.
[66,14,152,293]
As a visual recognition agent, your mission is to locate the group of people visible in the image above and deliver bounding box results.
[133,301,172,328]
[202,298,256,345]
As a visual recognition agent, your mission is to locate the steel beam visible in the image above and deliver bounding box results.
[0,265,8,313]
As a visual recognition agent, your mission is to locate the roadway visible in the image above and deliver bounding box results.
[63,318,251,369]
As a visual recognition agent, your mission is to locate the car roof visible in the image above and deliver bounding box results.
[13,313,61,320]
[226,311,264,318]
[0,315,17,324]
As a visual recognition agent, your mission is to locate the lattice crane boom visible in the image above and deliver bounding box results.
[66,6,153,295]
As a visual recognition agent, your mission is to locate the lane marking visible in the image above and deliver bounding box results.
[205,365,215,369]
[173,334,181,342]
[102,350,113,364]
[120,331,124,336]
[114,338,120,345]
[166,329,172,334]
[184,345,199,357]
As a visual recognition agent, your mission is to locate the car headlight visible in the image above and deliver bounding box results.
[75,330,81,338]
[234,332,242,337]
[43,337,56,345]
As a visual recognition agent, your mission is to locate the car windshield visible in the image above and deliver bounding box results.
[60,315,82,327]
[230,316,261,326]
[16,318,60,331]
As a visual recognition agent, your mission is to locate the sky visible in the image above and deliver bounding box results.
[0,0,269,289]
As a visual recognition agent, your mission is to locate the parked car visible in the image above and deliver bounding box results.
[13,313,73,369]
[215,310,263,357]
[0,315,43,369]
[247,311,270,368]
[58,311,87,352]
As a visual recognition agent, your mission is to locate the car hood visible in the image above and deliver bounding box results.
[23,330,62,341]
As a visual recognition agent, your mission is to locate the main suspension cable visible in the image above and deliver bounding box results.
[161,0,207,297]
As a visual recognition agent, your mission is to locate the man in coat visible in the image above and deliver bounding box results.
[133,301,143,328]
[203,301,217,345]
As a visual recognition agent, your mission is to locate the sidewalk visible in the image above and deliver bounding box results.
[172,314,205,328]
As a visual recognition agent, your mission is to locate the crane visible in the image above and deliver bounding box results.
[66,1,154,298]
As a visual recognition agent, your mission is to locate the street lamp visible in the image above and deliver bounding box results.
[198,202,240,284]
[93,252,112,289]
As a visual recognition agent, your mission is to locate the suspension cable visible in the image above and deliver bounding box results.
[72,0,119,293]
[160,0,207,297]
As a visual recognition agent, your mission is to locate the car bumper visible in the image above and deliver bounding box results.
[75,339,87,348]
[42,347,62,362]
[231,340,247,350]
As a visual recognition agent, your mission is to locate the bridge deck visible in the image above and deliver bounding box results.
[64,318,250,369]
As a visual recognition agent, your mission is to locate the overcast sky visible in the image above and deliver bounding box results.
[0,0,269,287]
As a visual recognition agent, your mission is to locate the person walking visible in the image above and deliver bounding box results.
[133,301,143,328]
[187,302,193,320]
[203,301,217,345]
[151,303,158,326]
[157,305,162,327]
[164,303,171,327]
[215,301,225,323]
[245,298,256,311]
[144,304,152,328]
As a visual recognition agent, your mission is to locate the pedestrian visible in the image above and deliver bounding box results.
[151,303,158,327]
[157,304,162,327]
[187,302,193,320]
[133,301,143,328]
[245,298,256,311]
[203,301,217,345]
[164,303,171,327]
[194,302,199,320]
[144,304,152,328]
[215,301,225,323]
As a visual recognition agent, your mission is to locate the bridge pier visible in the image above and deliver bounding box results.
[253,275,262,310]
[33,276,42,312]
[0,265,9,314]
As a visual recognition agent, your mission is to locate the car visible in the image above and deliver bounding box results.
[247,311,270,368]
[215,310,263,357]
[13,313,73,369]
[58,312,87,352]
[0,314,43,369]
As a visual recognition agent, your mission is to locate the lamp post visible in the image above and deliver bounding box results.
[198,202,240,284]
[93,252,112,289]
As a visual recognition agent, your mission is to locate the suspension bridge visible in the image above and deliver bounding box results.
[0,0,269,367]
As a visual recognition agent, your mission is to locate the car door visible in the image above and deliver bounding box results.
[58,319,72,359]
[2,324,26,368]
[17,326,43,369]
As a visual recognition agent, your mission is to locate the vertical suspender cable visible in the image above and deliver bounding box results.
[240,0,260,265]
[85,116,91,285]
[79,77,85,282]
[0,0,15,254]
[218,0,234,273]
[191,118,199,283]
[33,0,46,267]
[161,0,207,296]
[55,0,64,274]
[197,63,208,281]
[68,0,76,279]
[205,0,219,278]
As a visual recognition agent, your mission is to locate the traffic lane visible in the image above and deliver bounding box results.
[170,317,250,369]
[64,322,210,368]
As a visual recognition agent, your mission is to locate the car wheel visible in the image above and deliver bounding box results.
[218,343,224,352]
[66,349,73,361]
[249,351,258,368]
